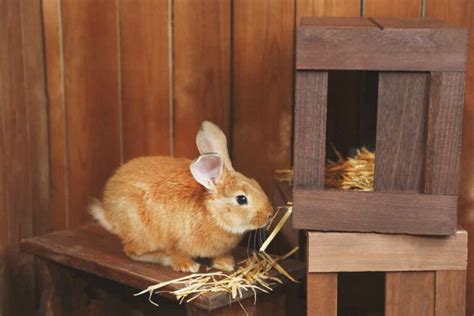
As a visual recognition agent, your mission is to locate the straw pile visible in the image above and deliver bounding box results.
[135,206,298,309]
[325,147,375,191]
[275,147,375,191]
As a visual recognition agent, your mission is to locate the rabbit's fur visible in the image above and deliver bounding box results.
[90,121,273,272]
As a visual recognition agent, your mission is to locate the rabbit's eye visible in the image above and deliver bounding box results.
[236,195,248,205]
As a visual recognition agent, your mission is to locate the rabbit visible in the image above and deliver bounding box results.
[89,121,273,273]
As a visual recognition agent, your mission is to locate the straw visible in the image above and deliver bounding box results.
[135,205,299,309]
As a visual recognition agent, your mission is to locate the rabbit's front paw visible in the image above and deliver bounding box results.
[212,254,235,272]
[171,254,200,273]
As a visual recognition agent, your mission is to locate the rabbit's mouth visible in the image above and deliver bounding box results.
[251,212,272,229]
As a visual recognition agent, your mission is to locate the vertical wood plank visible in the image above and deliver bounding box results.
[174,0,231,159]
[294,71,328,188]
[232,0,294,194]
[307,273,338,315]
[0,1,37,314]
[62,0,121,227]
[120,0,171,160]
[425,72,465,195]
[297,0,360,21]
[435,270,466,316]
[20,0,51,236]
[385,272,435,316]
[364,0,421,17]
[426,3,474,311]
[0,59,6,316]
[43,0,68,230]
[375,73,429,192]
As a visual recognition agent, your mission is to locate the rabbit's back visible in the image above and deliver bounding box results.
[100,156,205,254]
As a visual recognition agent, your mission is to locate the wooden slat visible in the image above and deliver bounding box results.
[375,72,429,193]
[0,1,36,314]
[385,272,435,316]
[307,229,467,272]
[435,270,466,316]
[297,17,468,71]
[173,0,231,159]
[0,51,6,315]
[120,0,171,159]
[296,0,360,21]
[43,0,68,230]
[426,3,474,314]
[21,224,304,311]
[294,71,327,188]
[21,0,50,236]
[364,0,421,17]
[293,189,457,234]
[62,0,121,227]
[307,273,337,316]
[232,0,294,194]
[425,72,465,195]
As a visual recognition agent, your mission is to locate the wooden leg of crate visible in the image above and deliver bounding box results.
[37,259,90,315]
[186,287,288,316]
[435,270,466,316]
[307,273,337,316]
[385,271,435,316]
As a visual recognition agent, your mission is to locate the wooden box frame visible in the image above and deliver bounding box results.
[293,17,468,235]
[307,230,468,315]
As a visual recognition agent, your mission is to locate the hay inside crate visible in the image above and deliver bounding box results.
[325,147,375,191]
[275,147,375,191]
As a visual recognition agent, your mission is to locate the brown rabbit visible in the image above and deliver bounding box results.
[89,121,273,272]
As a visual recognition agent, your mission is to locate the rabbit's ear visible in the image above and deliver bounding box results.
[190,153,224,191]
[196,121,234,171]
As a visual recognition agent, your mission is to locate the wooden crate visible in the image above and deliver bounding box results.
[273,174,468,315]
[307,230,468,316]
[293,17,468,235]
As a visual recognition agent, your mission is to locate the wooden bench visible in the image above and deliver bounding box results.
[21,224,304,315]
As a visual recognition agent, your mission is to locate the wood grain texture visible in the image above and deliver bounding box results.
[294,71,327,188]
[296,0,360,21]
[186,287,288,316]
[307,273,337,316]
[0,0,46,314]
[385,272,435,316]
[20,0,51,236]
[174,0,231,159]
[43,0,68,230]
[364,0,421,17]
[21,224,304,311]
[307,229,467,272]
[120,0,171,160]
[271,179,298,254]
[425,2,474,313]
[62,0,121,227]
[293,189,457,234]
[38,259,186,316]
[297,17,468,71]
[435,270,466,316]
[375,72,429,193]
[425,72,465,195]
[232,0,294,194]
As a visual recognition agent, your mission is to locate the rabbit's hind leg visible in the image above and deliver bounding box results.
[128,251,172,267]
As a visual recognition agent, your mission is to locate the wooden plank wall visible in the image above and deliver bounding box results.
[0,1,49,315]
[1,0,474,315]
